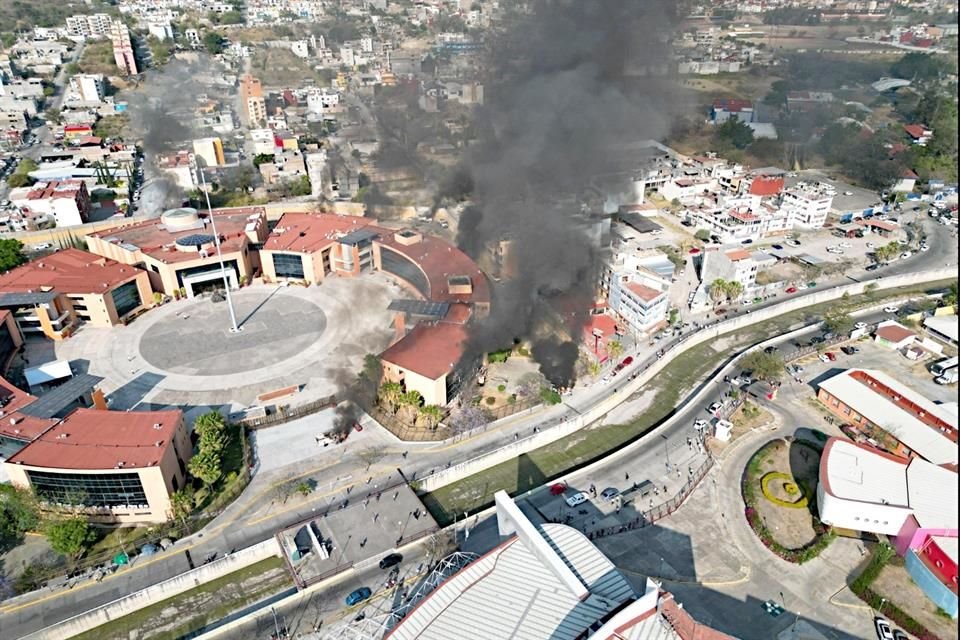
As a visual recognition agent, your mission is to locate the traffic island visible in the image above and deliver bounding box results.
[741,438,835,563]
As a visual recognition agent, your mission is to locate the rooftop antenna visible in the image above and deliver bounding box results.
[196,161,241,333]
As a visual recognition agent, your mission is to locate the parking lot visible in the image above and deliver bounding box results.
[787,332,956,403]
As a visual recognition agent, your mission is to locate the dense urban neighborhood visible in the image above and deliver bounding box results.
[0,1,957,640]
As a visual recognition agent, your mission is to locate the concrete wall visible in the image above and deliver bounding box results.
[22,539,283,640]
[415,268,955,493]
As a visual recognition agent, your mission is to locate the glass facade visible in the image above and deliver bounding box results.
[176,259,239,288]
[380,247,430,297]
[110,280,142,318]
[27,470,148,508]
[273,253,306,279]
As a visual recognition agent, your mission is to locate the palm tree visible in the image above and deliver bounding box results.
[607,340,624,360]
[378,382,403,413]
[725,280,744,302]
[399,390,424,410]
[418,405,444,429]
[709,279,728,305]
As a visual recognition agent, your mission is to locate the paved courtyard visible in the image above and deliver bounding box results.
[36,274,404,411]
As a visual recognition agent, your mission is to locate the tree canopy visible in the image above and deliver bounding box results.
[741,350,785,382]
[715,118,754,150]
[45,518,97,559]
[0,239,26,271]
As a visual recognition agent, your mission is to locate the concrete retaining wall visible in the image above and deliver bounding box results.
[415,269,954,493]
[23,539,282,640]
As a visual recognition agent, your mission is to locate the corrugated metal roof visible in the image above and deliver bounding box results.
[906,459,959,530]
[387,525,634,640]
[819,370,958,466]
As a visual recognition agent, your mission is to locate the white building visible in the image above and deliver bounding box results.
[65,13,113,39]
[249,128,277,155]
[818,438,957,537]
[781,182,834,229]
[67,74,105,104]
[184,29,201,48]
[156,151,197,190]
[291,40,310,58]
[147,23,174,41]
[305,88,340,114]
[191,137,224,168]
[340,47,355,67]
[9,180,90,227]
[608,272,670,335]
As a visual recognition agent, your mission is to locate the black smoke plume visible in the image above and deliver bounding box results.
[457,0,679,386]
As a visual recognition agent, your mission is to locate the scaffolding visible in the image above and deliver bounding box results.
[311,551,478,640]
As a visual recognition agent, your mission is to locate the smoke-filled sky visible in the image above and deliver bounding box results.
[456,0,681,386]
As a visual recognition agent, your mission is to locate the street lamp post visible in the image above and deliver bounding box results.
[197,164,241,333]
[661,434,671,472]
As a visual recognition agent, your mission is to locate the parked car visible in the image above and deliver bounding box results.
[346,587,372,606]
[883,305,899,313]
[818,353,830,362]
[841,346,857,356]
[615,356,634,371]
[825,352,837,361]
[785,287,798,294]
[892,631,908,640]
[708,401,723,414]
[715,308,728,314]
[854,322,867,330]
[565,492,589,508]
[900,251,912,260]
[771,244,784,250]
[693,419,708,431]
[786,239,801,247]
[807,282,817,288]
[764,345,779,354]
[874,617,895,640]
[379,553,403,570]
[740,238,753,245]
[865,264,880,271]
[600,487,620,502]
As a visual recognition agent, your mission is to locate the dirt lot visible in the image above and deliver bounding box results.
[249,47,332,88]
[872,560,959,640]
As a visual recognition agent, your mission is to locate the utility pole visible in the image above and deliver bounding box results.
[197,163,241,333]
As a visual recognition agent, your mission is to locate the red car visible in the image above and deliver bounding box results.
[825,352,837,361]
[549,483,567,496]
[353,422,364,432]
[688,248,701,255]
[785,287,798,294]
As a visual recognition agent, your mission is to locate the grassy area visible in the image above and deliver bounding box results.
[419,280,954,525]
[78,40,118,76]
[249,47,334,88]
[69,556,288,640]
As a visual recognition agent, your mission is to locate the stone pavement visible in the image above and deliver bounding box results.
[41,275,403,409]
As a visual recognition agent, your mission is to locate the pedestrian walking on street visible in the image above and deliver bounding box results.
[625,472,630,480]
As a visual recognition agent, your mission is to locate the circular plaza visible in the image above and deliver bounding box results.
[47,274,404,409]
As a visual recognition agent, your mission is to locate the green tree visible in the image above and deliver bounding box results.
[823,310,854,335]
[0,485,39,552]
[170,487,194,525]
[296,481,312,497]
[741,350,785,382]
[890,53,948,83]
[0,238,26,271]
[418,404,444,428]
[695,229,711,242]
[709,278,729,305]
[944,281,958,309]
[606,340,624,360]
[725,280,744,302]
[399,390,424,409]
[188,411,228,486]
[252,153,274,167]
[202,31,227,55]
[45,518,97,559]
[289,176,312,196]
[715,118,754,150]
[6,173,33,188]
[378,381,403,413]
[539,387,562,405]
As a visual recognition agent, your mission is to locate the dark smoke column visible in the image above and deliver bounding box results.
[457,0,678,388]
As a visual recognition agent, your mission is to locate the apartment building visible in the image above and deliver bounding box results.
[239,74,266,127]
[781,182,834,229]
[65,14,114,39]
[191,137,225,168]
[111,21,139,76]
[9,180,91,227]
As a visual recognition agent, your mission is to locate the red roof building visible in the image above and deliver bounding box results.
[748,176,784,196]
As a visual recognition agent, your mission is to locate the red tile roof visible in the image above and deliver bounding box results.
[0,377,58,442]
[0,248,142,295]
[712,98,753,113]
[724,249,751,261]
[904,124,928,139]
[265,212,491,305]
[875,323,916,344]
[856,219,898,232]
[625,281,663,302]
[380,321,468,380]
[748,176,784,196]
[6,408,183,471]
[21,180,85,201]
[90,207,264,264]
[264,212,375,253]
